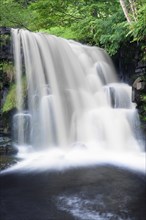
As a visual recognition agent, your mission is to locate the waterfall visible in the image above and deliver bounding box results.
[10,29,145,172]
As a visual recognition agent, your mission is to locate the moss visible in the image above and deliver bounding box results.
[2,77,27,113]
[2,84,16,112]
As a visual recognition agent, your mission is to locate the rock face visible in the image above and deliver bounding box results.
[132,72,146,143]
[0,27,12,60]
[112,42,142,84]
[113,42,146,141]
[132,76,146,104]
[0,135,18,170]
[0,135,17,155]
[0,27,13,135]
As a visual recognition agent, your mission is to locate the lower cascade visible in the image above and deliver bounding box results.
[7,29,145,172]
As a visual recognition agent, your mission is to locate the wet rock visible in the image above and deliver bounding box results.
[0,136,18,155]
[0,155,18,171]
[132,74,146,144]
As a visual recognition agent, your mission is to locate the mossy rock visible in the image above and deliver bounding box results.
[2,77,27,113]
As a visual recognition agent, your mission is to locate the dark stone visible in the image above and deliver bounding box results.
[0,135,18,156]
[0,27,11,35]
[132,74,146,145]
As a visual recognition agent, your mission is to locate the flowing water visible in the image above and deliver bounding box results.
[5,28,144,173]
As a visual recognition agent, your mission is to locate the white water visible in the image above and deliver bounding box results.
[6,29,145,173]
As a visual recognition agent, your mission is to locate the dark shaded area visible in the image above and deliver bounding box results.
[112,42,145,84]
[0,27,14,136]
[0,165,146,220]
[0,27,12,61]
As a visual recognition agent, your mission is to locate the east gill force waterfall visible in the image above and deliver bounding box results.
[8,29,145,172]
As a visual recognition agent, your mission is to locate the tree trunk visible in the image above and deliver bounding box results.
[119,0,131,23]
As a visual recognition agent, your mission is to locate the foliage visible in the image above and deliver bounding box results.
[126,2,146,40]
[40,27,78,40]
[0,0,145,56]
[0,0,33,29]
[72,6,128,55]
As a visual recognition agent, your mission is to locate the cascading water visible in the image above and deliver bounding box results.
[8,29,145,172]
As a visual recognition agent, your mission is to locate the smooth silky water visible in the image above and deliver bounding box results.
[4,28,145,173]
[0,29,145,220]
